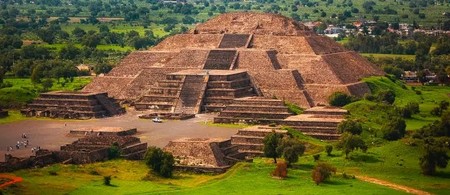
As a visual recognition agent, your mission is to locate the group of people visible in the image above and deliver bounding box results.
[5,133,40,153]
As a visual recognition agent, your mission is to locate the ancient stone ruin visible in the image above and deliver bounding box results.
[58,135,147,164]
[164,127,287,173]
[83,12,383,114]
[21,91,125,119]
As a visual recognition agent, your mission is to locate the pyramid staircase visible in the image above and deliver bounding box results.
[135,74,185,112]
[174,75,209,114]
[203,72,256,112]
[230,126,287,158]
[218,34,251,48]
[213,97,292,123]
[281,107,347,140]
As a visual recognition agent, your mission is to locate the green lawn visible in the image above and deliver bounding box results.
[0,77,92,109]
[345,77,450,131]
[320,141,450,195]
[4,159,406,195]
[361,53,416,61]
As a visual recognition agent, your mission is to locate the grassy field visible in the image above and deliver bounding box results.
[345,77,450,131]
[0,77,92,109]
[42,43,134,52]
[3,159,406,195]
[361,53,416,61]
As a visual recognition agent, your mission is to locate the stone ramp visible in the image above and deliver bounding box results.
[218,34,251,48]
[203,50,237,70]
[175,75,209,114]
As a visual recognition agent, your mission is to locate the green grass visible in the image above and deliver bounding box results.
[361,53,416,61]
[203,121,250,129]
[42,43,133,52]
[0,110,28,124]
[345,77,450,131]
[0,77,92,109]
[4,159,406,195]
[320,140,450,195]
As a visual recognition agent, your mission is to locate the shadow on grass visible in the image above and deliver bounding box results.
[349,153,383,163]
[434,171,450,179]
[323,180,348,186]
[291,164,314,171]
[105,184,118,187]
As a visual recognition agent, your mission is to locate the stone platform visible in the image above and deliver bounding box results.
[69,127,137,136]
[21,91,125,119]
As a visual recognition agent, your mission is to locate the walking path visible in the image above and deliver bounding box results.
[357,175,431,195]
[0,174,23,189]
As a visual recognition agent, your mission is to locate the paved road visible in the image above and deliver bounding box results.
[0,111,239,162]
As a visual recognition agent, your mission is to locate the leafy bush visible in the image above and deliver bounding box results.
[419,138,449,176]
[144,146,175,178]
[325,145,333,156]
[108,142,121,159]
[328,92,353,107]
[276,137,305,166]
[103,176,111,186]
[337,133,368,158]
[431,107,442,116]
[311,162,336,185]
[337,120,363,135]
[381,117,406,141]
[48,170,58,176]
[272,161,288,179]
[313,154,320,161]
[376,90,395,104]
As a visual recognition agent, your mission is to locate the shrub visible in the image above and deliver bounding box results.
[337,133,368,158]
[337,120,363,135]
[313,154,321,161]
[276,137,305,166]
[272,161,288,179]
[103,176,111,186]
[405,102,420,114]
[419,138,449,176]
[377,90,395,104]
[399,107,412,118]
[325,145,333,156]
[381,117,406,141]
[439,100,449,111]
[311,162,336,185]
[328,92,352,107]
[144,146,175,178]
[48,170,58,176]
[430,107,442,116]
[363,93,376,101]
[108,142,121,159]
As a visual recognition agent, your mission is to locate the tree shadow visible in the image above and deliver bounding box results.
[323,180,348,186]
[434,171,450,179]
[349,153,383,163]
[291,164,314,170]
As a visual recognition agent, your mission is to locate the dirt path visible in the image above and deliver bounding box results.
[0,174,23,189]
[357,175,431,195]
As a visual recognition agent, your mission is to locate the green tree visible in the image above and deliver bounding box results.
[419,138,449,176]
[377,90,395,104]
[94,63,113,75]
[263,131,283,163]
[144,147,174,178]
[328,92,352,107]
[381,117,406,141]
[337,133,367,158]
[42,78,53,91]
[338,120,363,135]
[325,145,333,156]
[276,137,305,166]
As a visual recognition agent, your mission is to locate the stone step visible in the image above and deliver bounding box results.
[236,129,287,137]
[238,150,264,158]
[290,126,338,134]
[231,99,285,106]
[223,105,289,112]
[213,116,284,124]
[121,150,146,160]
[282,120,340,127]
[219,111,291,119]
[203,104,227,112]
[207,78,251,88]
[232,143,264,151]
[221,145,239,156]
